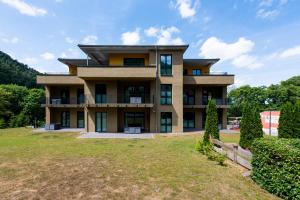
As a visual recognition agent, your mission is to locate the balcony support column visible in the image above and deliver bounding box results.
[45,107,51,125]
[222,108,228,129]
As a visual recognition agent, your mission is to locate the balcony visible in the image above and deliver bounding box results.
[85,95,154,108]
[183,98,230,108]
[37,73,84,85]
[183,72,234,85]
[42,97,85,108]
[77,66,156,79]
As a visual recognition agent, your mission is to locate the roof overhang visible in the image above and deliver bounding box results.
[183,59,220,67]
[58,58,100,67]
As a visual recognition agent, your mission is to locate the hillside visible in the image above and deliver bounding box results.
[0,51,40,88]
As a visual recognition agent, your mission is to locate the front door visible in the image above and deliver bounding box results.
[95,112,107,132]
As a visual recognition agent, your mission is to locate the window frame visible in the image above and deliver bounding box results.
[123,58,145,67]
[183,112,195,129]
[183,88,195,105]
[95,84,107,103]
[161,112,172,133]
[160,84,172,105]
[192,69,202,76]
[160,54,172,76]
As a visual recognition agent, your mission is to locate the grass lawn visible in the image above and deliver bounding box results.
[0,128,278,200]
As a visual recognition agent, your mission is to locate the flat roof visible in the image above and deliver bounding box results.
[183,59,220,67]
[58,58,100,67]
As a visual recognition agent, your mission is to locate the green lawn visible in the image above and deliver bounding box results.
[0,128,278,199]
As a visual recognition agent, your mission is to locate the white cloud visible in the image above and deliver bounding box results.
[65,37,75,44]
[121,29,140,45]
[145,26,185,45]
[200,36,263,70]
[82,35,98,44]
[1,36,19,44]
[259,0,274,7]
[279,45,300,58]
[173,0,199,19]
[256,9,279,19]
[200,37,254,60]
[40,52,55,60]
[0,0,47,16]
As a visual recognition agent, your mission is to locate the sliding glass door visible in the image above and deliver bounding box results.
[95,112,107,132]
[61,111,70,128]
[77,111,84,128]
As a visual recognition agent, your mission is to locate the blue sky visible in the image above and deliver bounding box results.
[0,0,300,87]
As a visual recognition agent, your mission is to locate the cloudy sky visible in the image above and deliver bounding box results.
[0,0,300,86]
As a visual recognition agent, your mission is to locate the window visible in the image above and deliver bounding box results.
[124,86,145,103]
[160,54,172,75]
[160,84,172,105]
[124,112,145,129]
[96,112,107,132]
[183,88,195,105]
[77,111,84,128]
[77,88,84,104]
[124,58,145,66]
[161,112,172,133]
[60,89,70,104]
[61,111,70,128]
[95,84,106,103]
[184,112,195,129]
[192,69,201,76]
[183,69,187,75]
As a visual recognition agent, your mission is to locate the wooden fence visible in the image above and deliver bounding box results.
[212,139,252,169]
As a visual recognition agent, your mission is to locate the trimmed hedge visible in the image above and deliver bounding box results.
[251,138,300,200]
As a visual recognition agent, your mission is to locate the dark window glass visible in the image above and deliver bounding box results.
[124,58,145,66]
[124,86,145,103]
[95,84,107,103]
[192,69,201,76]
[183,88,195,105]
[61,111,70,128]
[77,88,84,104]
[160,84,172,105]
[184,112,195,128]
[96,112,107,132]
[160,54,172,76]
[183,69,187,75]
[77,111,84,128]
[161,112,172,133]
[124,112,145,129]
[60,89,70,104]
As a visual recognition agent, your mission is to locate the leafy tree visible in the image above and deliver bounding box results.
[294,101,300,138]
[204,100,219,141]
[278,102,294,138]
[239,104,263,149]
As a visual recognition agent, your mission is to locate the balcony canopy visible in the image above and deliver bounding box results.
[183,59,220,67]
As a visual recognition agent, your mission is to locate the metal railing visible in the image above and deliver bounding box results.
[85,94,154,104]
[43,97,85,105]
[184,72,233,76]
[202,98,230,105]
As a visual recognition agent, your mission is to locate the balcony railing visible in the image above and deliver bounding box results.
[202,98,230,105]
[42,97,85,107]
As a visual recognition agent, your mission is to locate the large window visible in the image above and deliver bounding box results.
[77,88,84,104]
[161,112,172,133]
[60,89,70,104]
[124,86,145,103]
[124,58,145,66]
[184,112,195,129]
[183,88,195,105]
[77,111,84,128]
[192,69,202,76]
[95,84,106,103]
[96,112,107,132]
[160,84,172,105]
[160,54,172,76]
[124,112,145,129]
[61,111,70,128]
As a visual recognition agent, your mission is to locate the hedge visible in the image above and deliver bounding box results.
[251,138,300,200]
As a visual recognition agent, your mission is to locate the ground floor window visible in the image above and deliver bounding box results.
[184,112,195,128]
[61,111,70,128]
[124,112,145,129]
[96,112,107,132]
[161,112,172,133]
[77,111,84,128]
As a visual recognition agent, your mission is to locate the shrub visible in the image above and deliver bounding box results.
[205,100,219,140]
[206,151,226,166]
[239,104,263,149]
[278,102,295,138]
[251,138,300,200]
[293,101,300,138]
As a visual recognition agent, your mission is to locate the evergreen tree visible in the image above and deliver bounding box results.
[292,101,300,138]
[239,104,263,149]
[278,102,294,138]
[204,100,219,141]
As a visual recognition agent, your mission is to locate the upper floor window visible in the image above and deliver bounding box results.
[160,54,172,76]
[95,84,107,103]
[192,69,201,76]
[183,88,195,105]
[160,84,172,105]
[124,58,145,66]
[183,69,187,75]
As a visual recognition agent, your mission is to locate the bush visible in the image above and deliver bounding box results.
[251,138,300,200]
[278,102,295,138]
[239,104,263,149]
[204,100,219,140]
[206,151,226,166]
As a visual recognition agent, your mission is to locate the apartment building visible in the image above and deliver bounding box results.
[37,45,234,133]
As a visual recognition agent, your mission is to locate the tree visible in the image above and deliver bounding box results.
[204,100,219,141]
[294,101,300,138]
[239,104,263,149]
[278,102,294,138]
